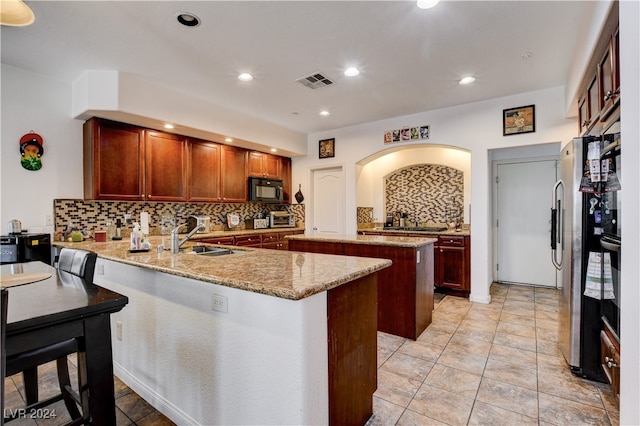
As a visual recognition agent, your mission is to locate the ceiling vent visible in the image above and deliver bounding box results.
[295,72,334,90]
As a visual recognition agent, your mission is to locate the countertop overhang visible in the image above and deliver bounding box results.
[53,235,391,301]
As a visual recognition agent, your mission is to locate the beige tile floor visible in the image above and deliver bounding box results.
[4,283,619,425]
[368,284,620,426]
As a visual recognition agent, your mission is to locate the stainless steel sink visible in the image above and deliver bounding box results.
[187,246,245,256]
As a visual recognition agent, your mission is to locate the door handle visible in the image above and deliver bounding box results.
[551,179,564,270]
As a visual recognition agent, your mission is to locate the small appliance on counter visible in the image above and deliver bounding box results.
[0,233,52,265]
[385,214,394,228]
[269,211,295,228]
[186,215,211,234]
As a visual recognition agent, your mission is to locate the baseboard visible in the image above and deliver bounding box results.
[469,293,491,304]
[113,362,198,426]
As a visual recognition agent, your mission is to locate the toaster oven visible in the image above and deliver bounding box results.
[269,211,295,228]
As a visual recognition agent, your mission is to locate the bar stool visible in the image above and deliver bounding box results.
[4,248,97,425]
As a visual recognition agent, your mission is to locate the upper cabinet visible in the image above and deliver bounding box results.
[145,130,188,202]
[576,3,619,135]
[248,151,281,179]
[220,145,248,202]
[188,140,222,202]
[84,118,291,204]
[83,118,145,201]
[84,118,188,202]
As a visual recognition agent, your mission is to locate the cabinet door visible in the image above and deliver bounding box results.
[189,140,221,202]
[145,131,187,202]
[587,76,599,128]
[598,40,615,120]
[248,151,281,179]
[280,157,292,204]
[437,246,467,290]
[220,145,248,202]
[248,151,266,177]
[83,118,145,201]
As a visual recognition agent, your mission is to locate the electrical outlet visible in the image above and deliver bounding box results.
[45,215,54,226]
[211,294,228,313]
[116,321,122,340]
[124,213,132,224]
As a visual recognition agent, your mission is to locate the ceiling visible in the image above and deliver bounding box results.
[1,1,595,135]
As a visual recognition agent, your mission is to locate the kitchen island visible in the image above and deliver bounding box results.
[287,233,436,340]
[54,237,391,426]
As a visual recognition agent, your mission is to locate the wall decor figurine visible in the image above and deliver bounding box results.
[20,131,44,171]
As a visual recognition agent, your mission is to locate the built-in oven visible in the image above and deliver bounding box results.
[599,126,621,339]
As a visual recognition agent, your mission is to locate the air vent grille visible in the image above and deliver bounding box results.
[295,72,334,90]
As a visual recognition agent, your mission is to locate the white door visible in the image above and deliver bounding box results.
[496,159,558,287]
[312,167,344,234]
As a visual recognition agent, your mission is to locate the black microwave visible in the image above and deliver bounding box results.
[248,177,283,203]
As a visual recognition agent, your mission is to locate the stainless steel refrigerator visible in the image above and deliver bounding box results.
[551,132,619,382]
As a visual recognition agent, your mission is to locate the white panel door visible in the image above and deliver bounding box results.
[312,167,344,234]
[496,159,558,287]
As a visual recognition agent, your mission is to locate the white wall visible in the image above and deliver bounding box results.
[0,64,84,235]
[619,1,640,423]
[293,86,576,303]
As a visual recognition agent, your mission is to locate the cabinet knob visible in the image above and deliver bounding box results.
[582,120,590,128]
[604,90,613,101]
[605,356,618,368]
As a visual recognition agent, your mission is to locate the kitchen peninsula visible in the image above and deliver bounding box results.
[53,237,391,426]
[287,233,436,340]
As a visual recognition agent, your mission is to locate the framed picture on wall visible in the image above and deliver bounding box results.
[319,138,335,159]
[503,104,535,136]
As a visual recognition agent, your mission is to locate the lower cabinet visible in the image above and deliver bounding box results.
[434,236,470,295]
[200,230,303,250]
[600,323,620,400]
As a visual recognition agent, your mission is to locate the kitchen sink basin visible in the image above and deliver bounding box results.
[383,226,448,232]
[187,246,246,256]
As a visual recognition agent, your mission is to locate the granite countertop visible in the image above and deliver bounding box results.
[286,233,437,247]
[363,227,471,237]
[53,236,391,301]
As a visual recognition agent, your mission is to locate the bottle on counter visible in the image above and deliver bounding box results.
[130,222,142,250]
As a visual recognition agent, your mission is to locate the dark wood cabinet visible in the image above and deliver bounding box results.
[435,235,470,294]
[280,157,292,204]
[248,151,280,179]
[220,145,248,202]
[289,238,433,339]
[599,26,620,121]
[327,273,377,425]
[199,236,235,246]
[145,130,188,202]
[83,118,145,201]
[188,140,222,202]
[601,322,620,400]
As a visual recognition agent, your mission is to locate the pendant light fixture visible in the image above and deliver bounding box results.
[0,0,35,26]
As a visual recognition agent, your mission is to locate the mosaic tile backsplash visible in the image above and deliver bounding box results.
[54,199,305,237]
[385,164,464,224]
[357,207,374,224]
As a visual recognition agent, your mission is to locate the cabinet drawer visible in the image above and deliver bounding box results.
[199,236,235,245]
[261,233,279,244]
[438,236,466,247]
[600,326,620,399]
[234,234,262,247]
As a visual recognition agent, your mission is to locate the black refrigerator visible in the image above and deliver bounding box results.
[551,124,620,382]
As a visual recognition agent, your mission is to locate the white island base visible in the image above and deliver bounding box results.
[96,258,329,425]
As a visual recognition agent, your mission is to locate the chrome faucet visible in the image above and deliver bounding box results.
[170,223,205,254]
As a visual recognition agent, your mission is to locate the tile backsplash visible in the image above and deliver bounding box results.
[385,164,464,224]
[54,199,305,237]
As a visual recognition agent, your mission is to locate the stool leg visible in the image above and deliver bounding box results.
[56,357,82,420]
[22,367,39,405]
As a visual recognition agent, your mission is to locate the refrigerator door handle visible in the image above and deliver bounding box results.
[551,179,564,270]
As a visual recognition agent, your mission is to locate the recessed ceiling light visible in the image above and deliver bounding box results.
[459,76,475,85]
[238,73,254,82]
[225,137,233,143]
[270,148,277,153]
[344,67,360,77]
[319,110,330,116]
[417,0,440,10]
[521,52,533,60]
[176,12,200,27]
[164,124,175,129]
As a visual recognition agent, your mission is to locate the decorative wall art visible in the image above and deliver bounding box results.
[384,125,429,144]
[19,131,44,171]
[503,104,535,136]
[319,138,335,158]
